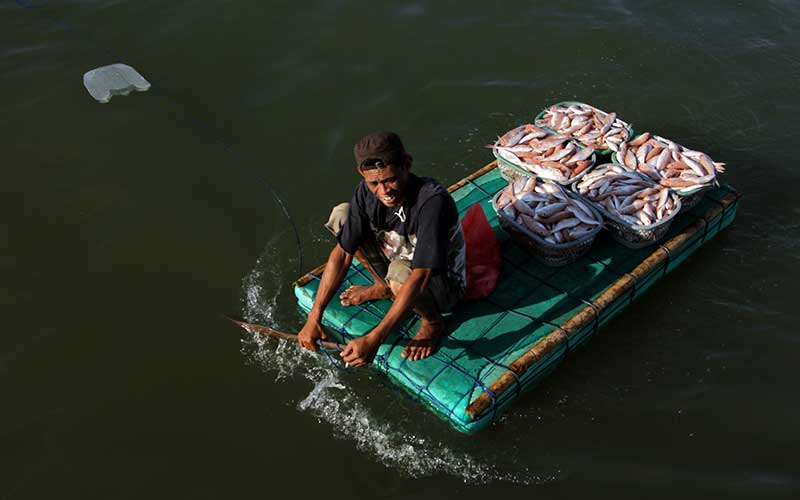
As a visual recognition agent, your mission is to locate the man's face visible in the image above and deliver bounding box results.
[359,163,410,207]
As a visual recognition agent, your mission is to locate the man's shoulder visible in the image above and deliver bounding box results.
[350,179,374,207]
[411,176,457,227]
[416,176,455,207]
[352,179,368,195]
[417,175,446,190]
[416,176,453,201]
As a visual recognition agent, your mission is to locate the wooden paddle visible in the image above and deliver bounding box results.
[225,316,341,350]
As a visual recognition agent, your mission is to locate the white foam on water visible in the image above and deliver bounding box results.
[294,364,551,485]
[239,243,559,485]
[240,331,556,484]
[241,241,283,326]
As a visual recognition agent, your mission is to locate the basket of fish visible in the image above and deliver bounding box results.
[572,164,682,249]
[613,132,725,212]
[534,102,633,155]
[492,176,603,267]
[491,124,596,186]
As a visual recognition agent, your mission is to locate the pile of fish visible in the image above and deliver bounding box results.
[617,133,725,193]
[492,124,595,183]
[535,102,630,152]
[496,176,602,244]
[575,165,680,227]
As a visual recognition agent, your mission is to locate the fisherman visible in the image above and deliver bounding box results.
[297,132,466,367]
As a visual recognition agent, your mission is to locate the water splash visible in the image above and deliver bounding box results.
[296,364,552,484]
[239,243,557,485]
[242,333,556,485]
[242,239,286,326]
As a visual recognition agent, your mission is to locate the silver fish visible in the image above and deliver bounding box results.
[535,202,569,218]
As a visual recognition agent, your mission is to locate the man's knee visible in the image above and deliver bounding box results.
[386,259,412,296]
[386,259,412,284]
[324,202,350,236]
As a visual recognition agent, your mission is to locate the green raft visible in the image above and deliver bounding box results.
[293,161,740,433]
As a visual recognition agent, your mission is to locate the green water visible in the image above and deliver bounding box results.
[2,1,798,498]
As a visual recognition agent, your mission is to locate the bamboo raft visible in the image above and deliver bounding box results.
[291,160,740,433]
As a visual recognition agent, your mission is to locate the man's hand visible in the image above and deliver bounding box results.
[298,320,327,352]
[340,334,382,368]
[298,244,352,352]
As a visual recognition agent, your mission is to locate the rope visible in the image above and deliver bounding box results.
[499,248,602,334]
[658,244,673,278]
[465,178,492,197]
[318,340,347,370]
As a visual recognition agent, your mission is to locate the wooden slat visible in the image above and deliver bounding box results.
[464,192,739,420]
[446,160,498,193]
[292,262,327,287]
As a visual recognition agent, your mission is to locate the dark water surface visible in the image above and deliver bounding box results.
[2,1,799,498]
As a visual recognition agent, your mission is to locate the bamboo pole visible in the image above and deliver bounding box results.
[292,262,327,288]
[446,160,499,193]
[464,192,739,420]
[292,160,500,285]
[226,316,341,351]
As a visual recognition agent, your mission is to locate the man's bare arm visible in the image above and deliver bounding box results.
[374,267,432,339]
[297,244,353,351]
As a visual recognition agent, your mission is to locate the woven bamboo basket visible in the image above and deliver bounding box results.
[534,101,633,155]
[611,135,718,213]
[491,188,603,266]
[571,165,683,249]
[492,127,597,186]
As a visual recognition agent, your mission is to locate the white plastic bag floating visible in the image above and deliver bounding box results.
[83,63,150,103]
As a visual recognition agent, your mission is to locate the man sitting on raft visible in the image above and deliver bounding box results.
[298,132,466,367]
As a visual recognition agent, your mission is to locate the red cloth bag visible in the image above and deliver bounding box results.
[461,203,501,301]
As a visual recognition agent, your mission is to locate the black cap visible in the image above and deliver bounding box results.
[353,131,409,169]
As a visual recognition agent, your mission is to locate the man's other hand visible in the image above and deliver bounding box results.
[298,320,327,352]
[340,334,381,368]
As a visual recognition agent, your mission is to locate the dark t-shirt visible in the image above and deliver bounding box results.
[338,174,466,288]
